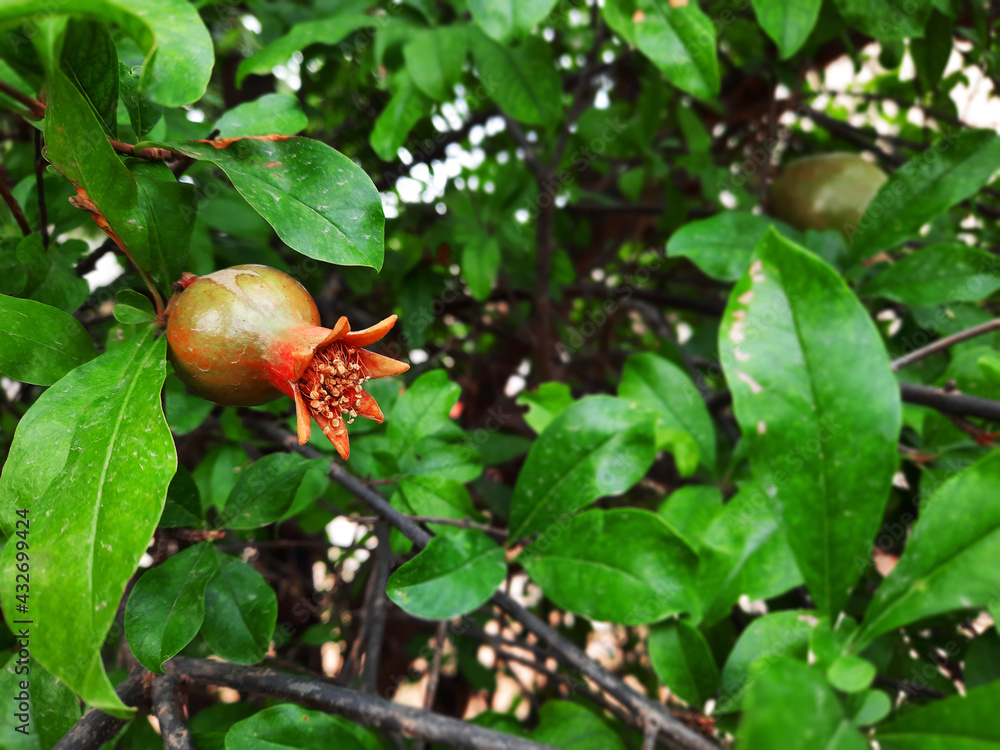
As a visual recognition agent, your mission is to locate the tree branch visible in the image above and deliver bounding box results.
[0,80,44,117]
[166,657,554,750]
[53,669,153,750]
[152,675,194,750]
[361,521,392,694]
[899,383,1000,422]
[891,319,1000,371]
[0,173,30,236]
[34,128,48,247]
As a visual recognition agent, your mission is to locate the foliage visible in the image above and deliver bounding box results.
[0,0,999,748]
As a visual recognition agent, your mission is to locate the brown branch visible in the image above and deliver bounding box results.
[413,620,450,750]
[899,383,1000,423]
[152,675,193,750]
[0,80,44,117]
[361,521,392,695]
[53,669,153,750]
[166,656,555,750]
[34,128,48,247]
[891,319,1000,371]
[354,514,508,541]
[108,139,175,160]
[0,173,30,236]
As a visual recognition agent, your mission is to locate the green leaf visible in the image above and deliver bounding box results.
[236,14,374,87]
[129,161,198,291]
[832,0,933,40]
[168,137,384,270]
[214,93,308,138]
[751,0,822,58]
[657,485,723,549]
[856,452,1000,647]
[521,509,699,624]
[0,326,174,715]
[531,702,627,750]
[0,294,96,385]
[387,529,506,620]
[697,490,803,625]
[508,395,658,541]
[717,610,817,714]
[43,66,151,276]
[876,682,1000,749]
[462,235,501,302]
[159,464,203,528]
[469,29,563,126]
[648,620,719,707]
[113,303,154,325]
[666,212,792,282]
[370,71,433,162]
[399,476,482,531]
[163,375,214,436]
[16,234,90,314]
[226,704,380,750]
[0,655,80,749]
[219,453,328,529]
[516,381,575,434]
[911,10,953,92]
[719,229,901,618]
[738,657,868,750]
[619,352,716,471]
[848,130,1000,259]
[388,370,461,444]
[602,0,720,100]
[468,0,560,42]
[202,553,278,664]
[62,18,118,138]
[404,25,469,101]
[125,542,219,672]
[118,62,162,139]
[827,654,875,693]
[0,0,212,105]
[862,244,1000,305]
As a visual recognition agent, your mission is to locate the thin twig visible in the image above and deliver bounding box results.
[361,521,392,695]
[152,675,194,750]
[108,138,175,160]
[34,128,48,246]
[354,514,507,540]
[166,657,555,750]
[0,175,30,235]
[899,383,1000,423]
[413,620,450,750]
[0,79,44,117]
[53,669,153,750]
[891,319,1000,371]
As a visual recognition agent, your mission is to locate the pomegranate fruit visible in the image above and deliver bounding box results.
[769,152,887,237]
[165,264,409,459]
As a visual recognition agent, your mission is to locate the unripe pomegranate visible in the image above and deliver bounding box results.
[165,264,409,459]
[769,153,887,237]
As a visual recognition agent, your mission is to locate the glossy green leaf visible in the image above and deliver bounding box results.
[602,0,720,100]
[0,655,80,749]
[469,29,563,126]
[399,476,482,530]
[370,71,432,162]
[666,212,793,281]
[159,464,203,528]
[462,235,501,302]
[0,326,174,714]
[648,620,719,707]
[469,0,559,42]
[738,657,868,750]
[720,229,900,618]
[875,682,1000,749]
[226,704,380,750]
[912,10,953,92]
[657,485,723,550]
[0,0,212,105]
[717,610,817,713]
[387,529,506,620]
[118,62,162,138]
[214,93,308,138]
[219,453,328,529]
[404,25,469,101]
[43,66,151,275]
[168,137,384,269]
[125,542,219,672]
[531,702,626,750]
[751,0,822,58]
[849,689,892,727]
[508,395,658,541]
[0,294,96,385]
[202,553,278,664]
[856,451,1000,647]
[388,370,461,444]
[619,352,716,471]
[521,509,699,624]
[112,303,154,325]
[236,14,374,86]
[163,375,214,436]
[827,654,875,693]
[697,490,803,625]
[130,161,198,290]
[832,0,933,40]
[516,381,574,434]
[862,244,1000,305]
[16,233,89,315]
[63,18,118,138]
[848,130,1000,259]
